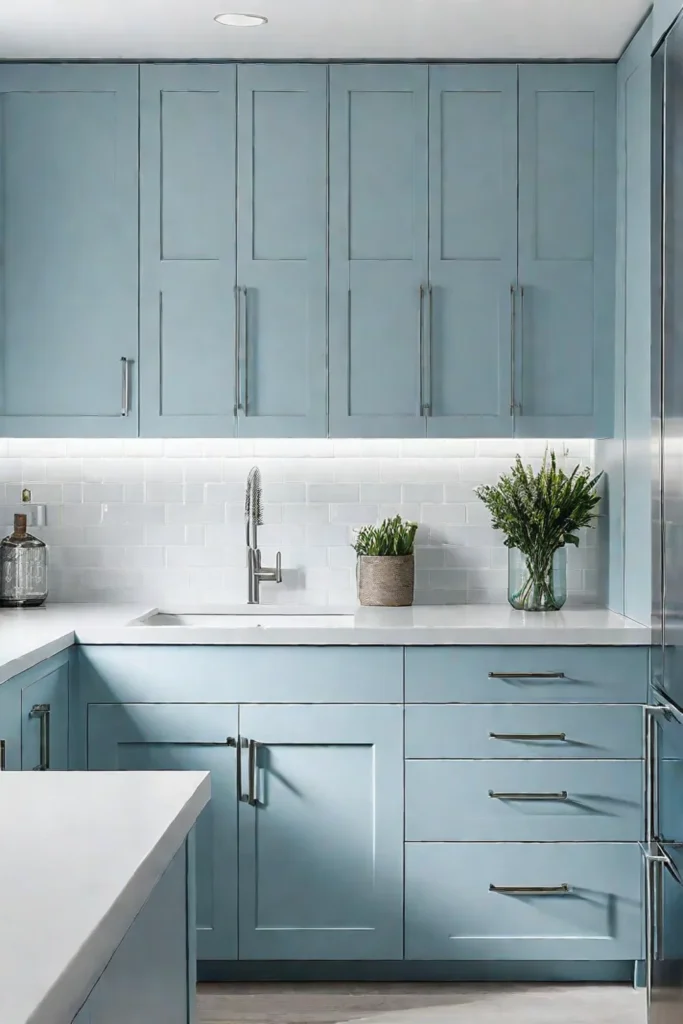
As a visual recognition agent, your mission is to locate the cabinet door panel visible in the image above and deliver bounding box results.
[329,65,428,437]
[517,65,616,438]
[236,65,327,437]
[427,65,517,437]
[0,65,138,437]
[0,677,21,770]
[405,842,642,960]
[140,64,237,437]
[238,704,404,960]
[21,660,69,771]
[87,703,238,961]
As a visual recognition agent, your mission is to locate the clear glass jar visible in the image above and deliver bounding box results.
[0,514,48,607]
[508,546,567,612]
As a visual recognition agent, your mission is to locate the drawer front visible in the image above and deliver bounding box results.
[405,647,648,704]
[405,842,642,960]
[78,646,403,703]
[405,704,642,760]
[405,760,642,841]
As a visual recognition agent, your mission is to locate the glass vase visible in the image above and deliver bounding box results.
[507,547,567,612]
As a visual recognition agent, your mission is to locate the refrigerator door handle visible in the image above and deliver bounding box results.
[644,705,668,843]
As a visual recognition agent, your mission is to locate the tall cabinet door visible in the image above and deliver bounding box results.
[236,65,327,438]
[87,703,239,962]
[140,65,237,437]
[0,65,139,438]
[517,64,616,438]
[329,65,429,437]
[238,704,404,959]
[427,65,518,438]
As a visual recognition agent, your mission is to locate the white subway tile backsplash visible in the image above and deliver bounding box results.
[0,438,598,606]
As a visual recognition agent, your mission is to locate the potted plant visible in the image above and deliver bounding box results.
[353,515,418,607]
[475,452,602,612]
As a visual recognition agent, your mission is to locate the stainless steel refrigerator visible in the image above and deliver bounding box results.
[649,11,683,1021]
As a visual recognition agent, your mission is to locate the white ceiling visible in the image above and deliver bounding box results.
[0,0,651,60]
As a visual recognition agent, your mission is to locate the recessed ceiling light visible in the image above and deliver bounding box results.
[214,12,268,26]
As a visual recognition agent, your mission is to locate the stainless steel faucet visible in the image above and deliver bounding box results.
[245,466,282,604]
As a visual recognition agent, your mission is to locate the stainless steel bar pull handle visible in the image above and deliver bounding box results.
[29,703,50,771]
[490,732,566,742]
[509,284,516,415]
[418,285,425,416]
[234,286,241,415]
[240,286,249,415]
[424,284,432,417]
[236,736,249,802]
[488,671,565,680]
[120,358,131,417]
[490,884,570,896]
[518,284,525,415]
[0,739,5,771]
[248,739,260,807]
[488,790,568,801]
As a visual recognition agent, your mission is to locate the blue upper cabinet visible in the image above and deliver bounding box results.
[516,65,616,438]
[139,64,237,438]
[427,65,518,438]
[329,65,429,438]
[0,65,139,438]
[236,65,328,438]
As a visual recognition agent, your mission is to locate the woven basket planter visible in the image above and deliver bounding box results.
[357,554,415,607]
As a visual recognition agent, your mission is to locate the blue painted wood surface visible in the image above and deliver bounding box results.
[139,64,237,438]
[71,841,192,1023]
[77,646,404,704]
[0,65,139,438]
[516,65,616,438]
[654,0,683,48]
[236,65,327,438]
[0,675,21,770]
[405,646,649,703]
[405,703,643,759]
[405,759,642,841]
[329,65,428,437]
[21,657,69,770]
[87,704,238,962]
[618,19,653,625]
[238,704,404,960]
[427,65,517,437]
[405,842,642,960]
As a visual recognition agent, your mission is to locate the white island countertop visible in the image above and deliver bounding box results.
[0,602,650,686]
[0,770,209,1024]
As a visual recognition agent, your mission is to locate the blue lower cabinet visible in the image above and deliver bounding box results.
[405,842,642,961]
[20,654,69,771]
[87,703,238,961]
[0,676,21,770]
[405,760,642,841]
[71,842,193,1024]
[238,704,404,960]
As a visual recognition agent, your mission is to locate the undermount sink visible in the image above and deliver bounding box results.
[135,610,355,628]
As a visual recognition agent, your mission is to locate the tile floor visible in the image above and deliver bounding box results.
[197,982,646,1024]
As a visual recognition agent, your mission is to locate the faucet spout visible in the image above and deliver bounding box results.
[244,466,282,604]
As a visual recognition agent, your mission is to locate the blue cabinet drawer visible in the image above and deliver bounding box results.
[405,842,642,960]
[405,647,648,703]
[405,704,642,759]
[78,646,403,703]
[405,760,642,841]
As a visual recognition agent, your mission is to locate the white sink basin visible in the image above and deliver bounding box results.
[136,611,355,628]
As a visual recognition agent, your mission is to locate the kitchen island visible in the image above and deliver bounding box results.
[0,771,209,1024]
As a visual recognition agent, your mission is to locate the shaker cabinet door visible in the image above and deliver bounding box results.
[21,655,69,771]
[87,702,239,962]
[329,65,429,437]
[0,65,139,437]
[516,64,616,438]
[139,64,238,437]
[238,703,404,960]
[427,65,518,438]
[236,64,328,438]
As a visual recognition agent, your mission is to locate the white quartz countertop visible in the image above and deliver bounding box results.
[0,603,650,685]
[0,770,210,1024]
